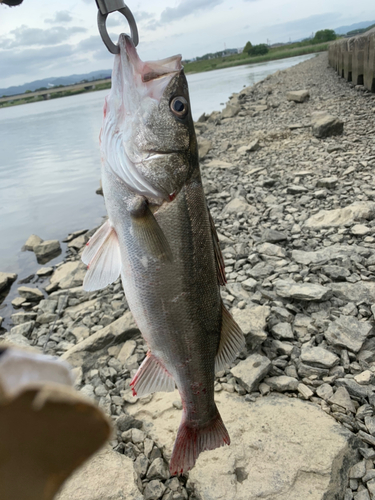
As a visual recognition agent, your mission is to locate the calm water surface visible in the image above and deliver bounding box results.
[0,53,316,318]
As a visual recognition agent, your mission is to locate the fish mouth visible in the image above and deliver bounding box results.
[117,34,183,102]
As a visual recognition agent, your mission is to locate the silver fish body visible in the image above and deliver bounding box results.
[82,35,244,475]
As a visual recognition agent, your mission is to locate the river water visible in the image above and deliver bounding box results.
[0,53,316,294]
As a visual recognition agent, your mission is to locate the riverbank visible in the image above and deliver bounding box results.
[184,41,329,74]
[2,53,375,499]
[0,43,329,109]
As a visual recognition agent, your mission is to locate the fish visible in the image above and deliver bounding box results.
[82,34,245,475]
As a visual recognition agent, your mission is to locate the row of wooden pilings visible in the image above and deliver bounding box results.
[328,29,375,92]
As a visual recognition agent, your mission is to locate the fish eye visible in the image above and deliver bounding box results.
[170,96,188,118]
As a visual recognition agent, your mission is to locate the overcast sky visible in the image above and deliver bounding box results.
[1,0,375,89]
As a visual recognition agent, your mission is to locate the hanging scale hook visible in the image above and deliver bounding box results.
[96,0,139,54]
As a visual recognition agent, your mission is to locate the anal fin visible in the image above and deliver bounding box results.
[82,220,121,292]
[130,353,175,397]
[130,198,173,263]
[208,210,226,286]
[215,302,246,372]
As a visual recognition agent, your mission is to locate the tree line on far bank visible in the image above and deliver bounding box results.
[244,29,337,56]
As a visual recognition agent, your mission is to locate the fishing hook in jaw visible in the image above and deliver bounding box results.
[96,0,139,54]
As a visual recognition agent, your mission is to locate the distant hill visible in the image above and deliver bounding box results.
[334,20,375,35]
[0,69,112,97]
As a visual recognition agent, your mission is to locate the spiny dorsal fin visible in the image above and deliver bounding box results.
[130,352,175,397]
[215,302,246,372]
[208,210,226,286]
[82,220,121,291]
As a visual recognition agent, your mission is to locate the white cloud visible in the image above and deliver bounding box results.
[45,10,73,24]
[160,0,224,23]
[0,25,87,49]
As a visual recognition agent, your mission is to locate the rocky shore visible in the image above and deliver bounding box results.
[2,52,375,500]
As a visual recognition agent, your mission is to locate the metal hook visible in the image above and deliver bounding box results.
[96,0,139,54]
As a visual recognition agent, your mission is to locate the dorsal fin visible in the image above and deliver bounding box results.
[208,210,226,286]
[82,220,122,291]
[215,302,246,372]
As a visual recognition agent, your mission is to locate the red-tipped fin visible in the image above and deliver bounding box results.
[169,407,230,476]
[130,353,175,397]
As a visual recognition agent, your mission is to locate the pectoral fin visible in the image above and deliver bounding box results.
[215,302,246,372]
[82,220,122,291]
[130,198,173,262]
[208,209,226,286]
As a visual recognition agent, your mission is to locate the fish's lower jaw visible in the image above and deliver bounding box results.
[169,408,230,476]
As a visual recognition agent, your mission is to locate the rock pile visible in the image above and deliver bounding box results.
[1,52,375,499]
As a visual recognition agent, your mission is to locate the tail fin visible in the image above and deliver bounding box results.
[169,407,230,476]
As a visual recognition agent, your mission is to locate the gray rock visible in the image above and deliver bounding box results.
[50,261,87,289]
[230,354,271,392]
[298,383,314,399]
[117,340,137,364]
[36,266,54,276]
[264,376,299,392]
[222,197,256,215]
[351,224,371,236]
[144,480,166,500]
[353,490,370,500]
[274,280,330,301]
[198,139,212,159]
[24,234,43,251]
[335,378,372,399]
[331,282,375,304]
[271,322,294,340]
[262,229,287,243]
[62,312,139,370]
[365,416,375,436]
[329,387,356,413]
[316,177,338,189]
[231,305,270,349]
[116,414,143,432]
[17,286,44,302]
[304,202,375,230]
[134,453,149,478]
[316,383,334,400]
[56,447,142,500]
[221,103,241,118]
[0,272,17,292]
[286,90,310,103]
[300,346,339,369]
[322,265,350,280]
[237,139,260,154]
[349,460,366,479]
[10,312,37,325]
[258,242,286,258]
[185,394,360,500]
[311,114,344,138]
[9,321,35,338]
[33,239,61,261]
[147,457,169,481]
[325,316,372,353]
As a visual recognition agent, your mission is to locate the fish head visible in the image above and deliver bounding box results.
[101,34,198,202]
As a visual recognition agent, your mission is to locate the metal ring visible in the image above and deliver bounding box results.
[97,6,139,54]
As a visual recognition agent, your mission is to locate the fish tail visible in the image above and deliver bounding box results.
[169,406,230,476]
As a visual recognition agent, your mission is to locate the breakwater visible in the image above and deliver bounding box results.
[328,28,375,91]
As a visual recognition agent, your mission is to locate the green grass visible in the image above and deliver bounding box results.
[184,42,330,74]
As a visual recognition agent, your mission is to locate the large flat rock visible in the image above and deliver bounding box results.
[304,202,375,230]
[128,392,360,500]
[56,447,142,500]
